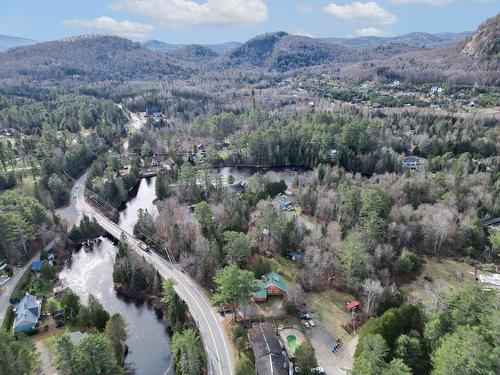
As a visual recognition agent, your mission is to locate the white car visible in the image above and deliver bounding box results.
[303,321,310,328]
[309,320,316,327]
[313,367,325,374]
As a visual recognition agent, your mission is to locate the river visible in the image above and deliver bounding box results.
[59,176,172,375]
[56,166,301,374]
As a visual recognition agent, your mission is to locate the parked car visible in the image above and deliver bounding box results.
[218,307,232,316]
[299,312,311,320]
[302,321,310,328]
[309,320,316,327]
[312,367,325,374]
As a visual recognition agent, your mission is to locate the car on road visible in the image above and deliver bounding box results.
[73,194,77,198]
[299,312,311,320]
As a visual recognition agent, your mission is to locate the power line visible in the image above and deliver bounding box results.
[63,170,176,264]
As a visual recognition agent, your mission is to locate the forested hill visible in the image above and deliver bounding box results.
[0,34,35,52]
[0,35,189,82]
[226,31,357,71]
[460,13,500,60]
[325,31,470,49]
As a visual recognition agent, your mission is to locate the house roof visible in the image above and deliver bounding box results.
[262,272,288,293]
[14,293,40,331]
[253,280,268,299]
[31,260,43,272]
[248,323,288,375]
[346,300,360,310]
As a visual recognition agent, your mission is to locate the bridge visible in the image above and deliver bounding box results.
[69,173,234,375]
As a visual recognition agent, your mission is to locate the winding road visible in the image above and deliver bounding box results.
[64,111,235,375]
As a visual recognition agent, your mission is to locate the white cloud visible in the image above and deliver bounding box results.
[296,3,314,12]
[109,0,268,27]
[389,0,453,5]
[323,2,397,25]
[62,16,154,38]
[356,27,391,37]
[389,0,489,5]
[288,27,315,37]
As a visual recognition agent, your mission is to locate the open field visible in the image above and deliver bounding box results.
[401,256,476,305]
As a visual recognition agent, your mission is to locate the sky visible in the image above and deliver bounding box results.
[0,0,498,44]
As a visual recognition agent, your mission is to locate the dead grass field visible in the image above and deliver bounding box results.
[401,256,476,305]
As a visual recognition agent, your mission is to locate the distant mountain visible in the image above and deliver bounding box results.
[0,34,36,52]
[325,31,471,49]
[143,40,240,54]
[0,35,188,81]
[167,45,218,61]
[460,14,499,60]
[227,32,356,71]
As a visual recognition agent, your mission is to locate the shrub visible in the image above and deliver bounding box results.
[1,306,14,332]
[395,250,421,274]
[9,267,32,303]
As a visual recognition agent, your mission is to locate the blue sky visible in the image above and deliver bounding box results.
[0,0,498,43]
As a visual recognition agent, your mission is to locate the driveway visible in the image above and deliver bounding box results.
[309,324,358,375]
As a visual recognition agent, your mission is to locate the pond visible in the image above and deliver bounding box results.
[119,176,158,233]
[217,166,307,186]
[58,238,173,375]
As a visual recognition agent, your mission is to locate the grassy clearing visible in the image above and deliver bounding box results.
[400,256,475,305]
[267,256,353,339]
[268,257,300,283]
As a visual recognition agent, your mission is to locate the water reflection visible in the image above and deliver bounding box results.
[59,238,172,375]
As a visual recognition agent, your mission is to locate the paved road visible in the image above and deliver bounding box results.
[71,178,234,374]
[0,262,30,325]
[67,107,235,374]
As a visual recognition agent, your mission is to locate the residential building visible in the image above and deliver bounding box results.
[248,323,289,375]
[13,293,41,334]
[279,195,293,211]
[403,156,422,171]
[253,272,289,302]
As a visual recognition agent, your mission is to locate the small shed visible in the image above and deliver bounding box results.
[346,300,360,312]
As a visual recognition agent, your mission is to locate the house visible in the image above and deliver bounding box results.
[403,156,422,171]
[31,260,43,273]
[253,272,289,302]
[288,252,302,261]
[430,86,443,95]
[145,107,160,116]
[328,149,339,160]
[13,293,41,334]
[248,323,289,375]
[279,195,293,211]
[46,251,55,265]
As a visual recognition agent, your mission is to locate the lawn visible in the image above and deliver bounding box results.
[400,256,476,305]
